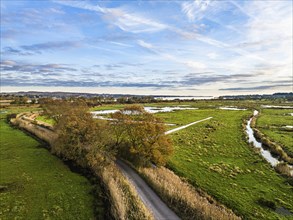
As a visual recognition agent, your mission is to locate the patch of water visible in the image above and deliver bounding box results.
[154,96,213,100]
[91,110,119,115]
[246,118,279,166]
[284,125,293,129]
[219,106,247,111]
[91,106,198,115]
[261,105,293,109]
[93,116,117,121]
[144,106,198,113]
[275,207,292,216]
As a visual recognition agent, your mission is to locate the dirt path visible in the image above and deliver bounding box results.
[116,160,181,220]
[165,117,213,135]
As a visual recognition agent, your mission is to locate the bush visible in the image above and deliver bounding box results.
[275,162,292,177]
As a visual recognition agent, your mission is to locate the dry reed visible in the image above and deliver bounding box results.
[139,166,241,220]
[100,165,154,220]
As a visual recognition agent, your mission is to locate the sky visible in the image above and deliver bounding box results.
[0,0,292,96]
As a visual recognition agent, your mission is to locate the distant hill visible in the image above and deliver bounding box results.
[219,92,293,100]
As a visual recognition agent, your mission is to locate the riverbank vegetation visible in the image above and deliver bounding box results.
[256,109,293,158]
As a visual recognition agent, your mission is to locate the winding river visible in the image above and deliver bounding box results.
[246,110,293,175]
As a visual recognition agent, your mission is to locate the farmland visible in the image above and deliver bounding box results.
[0,109,103,219]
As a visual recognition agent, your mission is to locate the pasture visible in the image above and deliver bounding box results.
[0,110,103,219]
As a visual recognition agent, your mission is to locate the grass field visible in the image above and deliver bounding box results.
[90,102,293,219]
[0,109,103,219]
[256,109,293,157]
[162,108,292,219]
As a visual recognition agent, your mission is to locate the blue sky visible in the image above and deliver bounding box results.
[1,0,292,96]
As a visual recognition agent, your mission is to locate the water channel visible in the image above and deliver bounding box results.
[246,110,293,176]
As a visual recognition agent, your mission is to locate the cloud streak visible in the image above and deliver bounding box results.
[55,1,167,33]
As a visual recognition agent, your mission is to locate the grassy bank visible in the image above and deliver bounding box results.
[256,109,293,157]
[0,111,103,219]
[162,109,292,219]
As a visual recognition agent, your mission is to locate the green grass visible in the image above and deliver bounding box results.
[36,115,55,125]
[0,110,103,219]
[161,109,293,219]
[256,109,293,157]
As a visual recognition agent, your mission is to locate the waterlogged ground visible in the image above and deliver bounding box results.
[256,108,293,157]
[0,110,103,219]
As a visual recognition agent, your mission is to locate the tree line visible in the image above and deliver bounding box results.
[41,100,173,169]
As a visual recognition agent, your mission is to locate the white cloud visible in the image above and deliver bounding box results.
[137,40,154,49]
[55,1,167,33]
[137,39,206,70]
[236,0,292,79]
[181,0,211,21]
